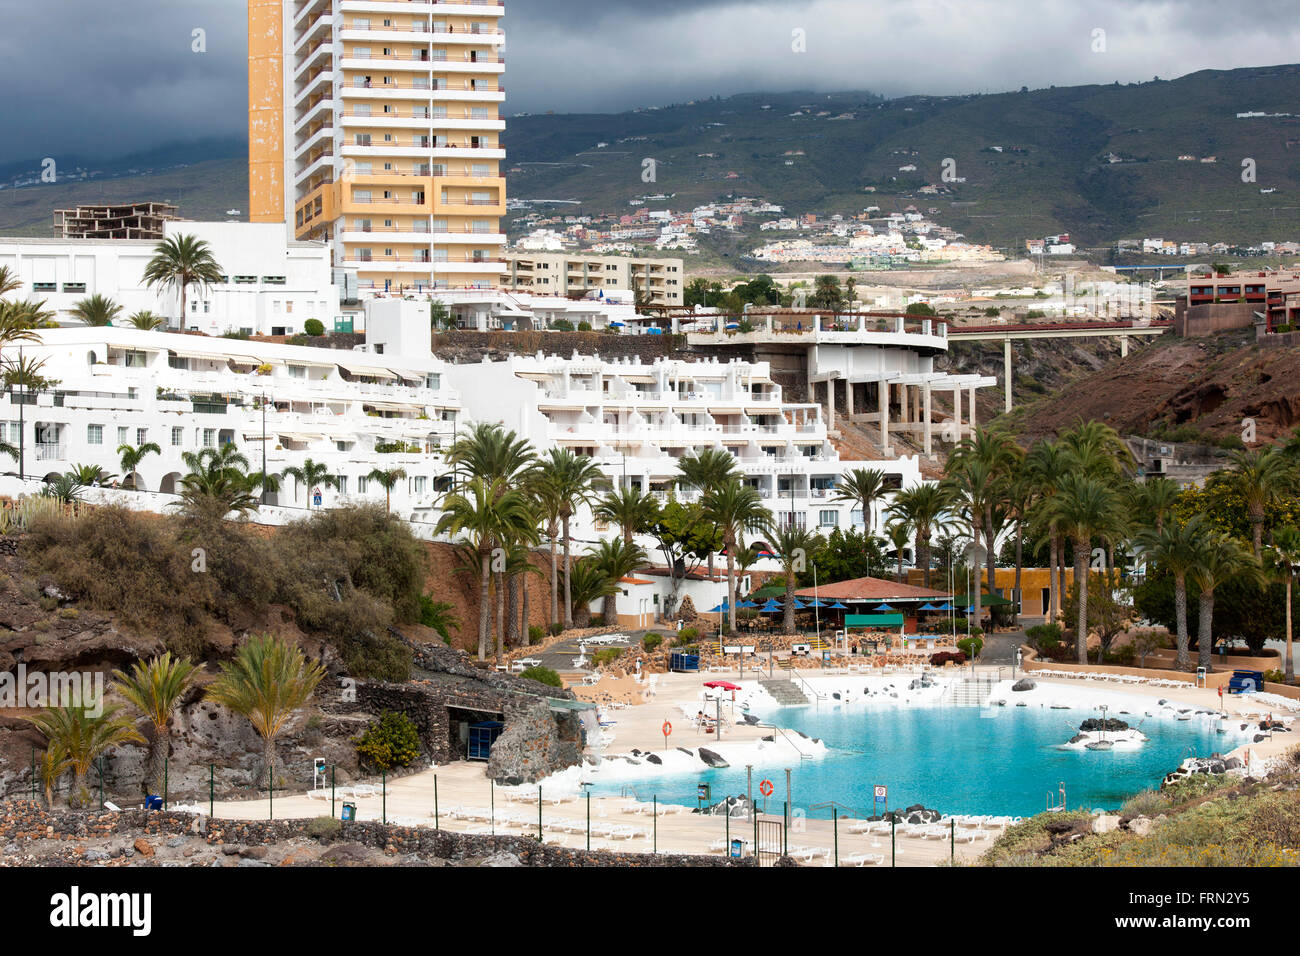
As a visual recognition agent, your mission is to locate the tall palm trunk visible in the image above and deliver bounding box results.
[1173,572,1190,670]
[602,590,617,626]
[920,526,932,588]
[495,569,505,661]
[783,569,795,634]
[547,520,559,628]
[725,543,737,638]
[478,552,491,660]
[1285,573,1294,685]
[1197,588,1216,672]
[144,728,167,797]
[507,574,520,649]
[521,571,531,646]
[1013,522,1024,627]
[562,513,573,630]
[970,521,983,629]
[1250,513,1263,558]
[1055,536,1066,622]
[1074,535,1089,665]
[1047,537,1059,622]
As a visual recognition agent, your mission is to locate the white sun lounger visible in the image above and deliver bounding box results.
[844,852,885,866]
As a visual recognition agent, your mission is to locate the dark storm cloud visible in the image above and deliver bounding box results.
[1,0,1297,164]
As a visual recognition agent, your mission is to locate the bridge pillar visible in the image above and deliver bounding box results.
[951,385,962,444]
[1120,335,1129,358]
[968,386,978,435]
[923,382,933,457]
[846,378,854,418]
[826,379,835,431]
[879,380,891,454]
[1004,337,1013,414]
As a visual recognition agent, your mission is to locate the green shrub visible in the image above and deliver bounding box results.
[1026,623,1062,651]
[549,623,564,637]
[589,614,604,627]
[1264,668,1285,684]
[354,711,422,772]
[528,625,546,645]
[307,816,343,840]
[520,665,562,687]
[339,631,413,682]
[577,321,593,332]
[418,596,459,645]
[593,648,621,667]
[957,635,984,659]
[643,633,664,651]
[303,318,326,337]
[550,319,574,332]
[678,626,699,641]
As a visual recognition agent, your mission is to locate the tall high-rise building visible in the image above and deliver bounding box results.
[248,0,508,295]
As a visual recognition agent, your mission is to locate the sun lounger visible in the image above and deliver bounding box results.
[844,852,885,867]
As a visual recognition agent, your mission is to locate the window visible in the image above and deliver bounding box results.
[357,476,368,494]
[287,365,306,379]
[136,428,148,445]
[117,427,128,446]
[426,373,441,390]
[413,476,427,494]
[123,351,148,368]
[202,429,216,448]
[87,425,103,445]
[819,510,839,527]
[336,476,348,495]
[171,427,183,447]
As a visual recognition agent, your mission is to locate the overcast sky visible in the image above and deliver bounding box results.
[2,0,1299,164]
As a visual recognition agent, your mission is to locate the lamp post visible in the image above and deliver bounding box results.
[260,391,268,504]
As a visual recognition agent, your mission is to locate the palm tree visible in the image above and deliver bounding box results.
[25,704,144,808]
[0,264,20,298]
[436,477,536,660]
[593,485,660,547]
[1137,516,1209,670]
[765,523,823,634]
[528,474,564,630]
[126,310,165,331]
[702,480,771,636]
[142,234,224,329]
[566,559,619,628]
[588,537,648,624]
[941,457,1000,629]
[446,422,535,486]
[1188,532,1259,673]
[885,520,912,583]
[0,439,16,463]
[1271,526,1300,685]
[1026,440,1074,623]
[1228,447,1296,556]
[833,467,889,537]
[537,448,605,629]
[282,458,339,510]
[888,484,952,588]
[1044,474,1124,664]
[951,428,1021,608]
[678,448,741,581]
[70,293,123,327]
[177,467,261,520]
[118,442,161,490]
[206,634,325,787]
[111,653,198,796]
[366,466,407,511]
[1131,477,1181,534]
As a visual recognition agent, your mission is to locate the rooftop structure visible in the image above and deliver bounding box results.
[53,202,180,240]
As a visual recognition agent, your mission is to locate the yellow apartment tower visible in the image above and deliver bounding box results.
[248,0,508,294]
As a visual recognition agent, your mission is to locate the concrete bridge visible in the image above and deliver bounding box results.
[947,319,1172,412]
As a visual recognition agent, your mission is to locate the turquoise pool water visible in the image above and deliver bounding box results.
[587,704,1240,819]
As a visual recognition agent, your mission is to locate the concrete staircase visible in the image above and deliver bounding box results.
[761,678,811,706]
[946,677,998,707]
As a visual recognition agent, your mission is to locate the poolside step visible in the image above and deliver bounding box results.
[946,677,998,707]
[761,678,810,706]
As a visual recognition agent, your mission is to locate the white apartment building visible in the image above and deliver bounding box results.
[1,327,460,519]
[442,349,925,547]
[0,222,342,337]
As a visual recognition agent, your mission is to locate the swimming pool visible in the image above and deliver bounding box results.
[585,701,1244,819]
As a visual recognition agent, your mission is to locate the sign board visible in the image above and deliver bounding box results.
[723,646,757,655]
[312,486,323,506]
[873,784,887,810]
[1196,666,1207,688]
[791,643,811,655]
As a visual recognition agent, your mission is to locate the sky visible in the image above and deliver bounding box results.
[2,0,1300,164]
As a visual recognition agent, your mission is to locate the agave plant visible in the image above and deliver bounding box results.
[41,474,84,505]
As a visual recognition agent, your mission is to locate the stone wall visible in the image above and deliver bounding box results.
[0,803,750,867]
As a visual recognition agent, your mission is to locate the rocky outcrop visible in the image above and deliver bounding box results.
[1012,678,1036,692]
[486,697,582,786]
[697,748,729,768]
